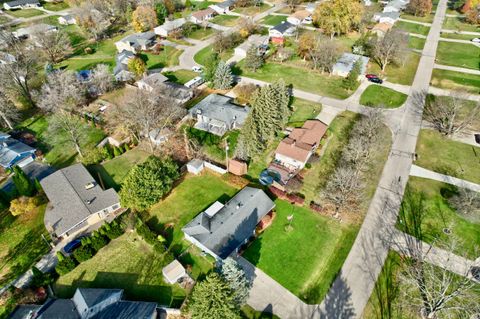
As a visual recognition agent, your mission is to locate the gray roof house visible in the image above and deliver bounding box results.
[3,0,39,10]
[383,0,409,12]
[8,288,157,319]
[154,18,186,37]
[115,31,156,54]
[41,164,121,239]
[113,50,135,82]
[209,0,236,14]
[0,133,36,169]
[13,23,57,39]
[373,11,401,24]
[332,53,369,78]
[183,187,275,259]
[234,34,269,59]
[136,72,169,92]
[189,94,250,136]
[269,21,296,38]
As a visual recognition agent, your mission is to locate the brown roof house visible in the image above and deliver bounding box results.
[190,8,216,24]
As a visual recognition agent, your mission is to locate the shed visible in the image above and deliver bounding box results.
[162,260,186,284]
[187,159,204,175]
[229,159,247,176]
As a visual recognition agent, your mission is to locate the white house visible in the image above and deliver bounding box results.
[209,0,235,14]
[136,72,169,92]
[154,18,186,37]
[383,0,409,12]
[3,0,39,10]
[373,11,400,24]
[287,10,312,26]
[332,53,369,78]
[58,14,76,25]
[190,8,216,24]
[269,21,296,40]
[233,34,269,59]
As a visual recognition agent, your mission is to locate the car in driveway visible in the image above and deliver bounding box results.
[192,66,202,73]
[471,38,480,43]
[471,266,480,283]
[368,77,383,84]
[63,236,87,254]
[365,74,379,79]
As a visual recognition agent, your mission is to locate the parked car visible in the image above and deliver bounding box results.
[63,236,86,254]
[192,66,202,73]
[368,77,383,84]
[470,266,480,282]
[471,38,480,43]
[365,74,378,79]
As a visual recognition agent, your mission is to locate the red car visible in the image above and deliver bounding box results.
[365,74,378,79]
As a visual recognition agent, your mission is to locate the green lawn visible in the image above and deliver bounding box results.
[88,148,150,191]
[360,85,408,108]
[42,1,70,11]
[0,204,50,287]
[6,9,45,18]
[243,200,359,304]
[187,27,215,40]
[233,3,271,15]
[394,20,430,35]
[163,69,198,84]
[141,47,183,69]
[260,15,287,26]
[288,98,322,126]
[443,16,480,32]
[18,115,106,168]
[436,41,479,70]
[400,13,434,23]
[368,52,421,85]
[440,32,478,40]
[194,44,234,65]
[0,15,11,25]
[54,232,187,307]
[415,129,480,184]
[398,177,480,259]
[235,61,355,99]
[210,14,240,27]
[430,69,480,94]
[241,305,280,319]
[408,36,426,50]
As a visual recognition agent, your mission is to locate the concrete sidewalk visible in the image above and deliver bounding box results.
[410,164,480,192]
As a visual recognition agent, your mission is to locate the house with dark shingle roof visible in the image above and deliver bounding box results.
[115,32,156,54]
[41,164,121,240]
[269,21,295,44]
[3,0,39,10]
[0,133,36,169]
[209,0,235,14]
[183,187,275,259]
[8,288,157,319]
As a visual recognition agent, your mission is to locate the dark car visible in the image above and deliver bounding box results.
[471,266,480,282]
[63,236,86,254]
[368,77,383,84]
[365,74,378,79]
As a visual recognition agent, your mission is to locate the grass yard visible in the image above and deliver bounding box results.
[0,204,50,287]
[430,69,480,94]
[394,20,430,35]
[233,3,271,15]
[141,47,183,69]
[18,115,106,168]
[235,61,355,99]
[443,16,480,32]
[288,98,322,126]
[260,15,287,26]
[415,129,480,184]
[368,52,421,85]
[42,1,70,11]
[194,44,234,65]
[6,9,45,18]
[54,232,187,307]
[163,69,198,84]
[400,13,434,23]
[243,200,360,304]
[210,15,240,27]
[360,85,407,108]
[187,27,215,40]
[440,32,479,40]
[241,305,280,319]
[0,15,11,25]
[436,41,479,70]
[398,177,480,259]
[408,35,426,50]
[88,148,150,191]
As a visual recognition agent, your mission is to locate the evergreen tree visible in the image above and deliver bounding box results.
[219,258,251,306]
[213,61,234,90]
[343,59,362,91]
[203,53,220,82]
[155,2,168,25]
[34,178,43,193]
[244,45,264,71]
[12,166,34,197]
[188,273,240,319]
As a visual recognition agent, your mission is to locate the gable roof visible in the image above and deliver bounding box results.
[75,288,123,309]
[118,32,156,47]
[138,72,168,87]
[41,163,120,236]
[212,0,235,9]
[37,299,80,319]
[191,7,215,19]
[0,138,35,168]
[155,18,186,32]
[272,21,294,33]
[91,301,157,319]
[5,0,39,6]
[183,187,275,258]
[189,94,249,127]
[8,305,41,319]
[291,10,311,20]
[333,52,369,75]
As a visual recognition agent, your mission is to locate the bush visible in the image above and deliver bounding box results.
[10,196,38,216]
[82,147,109,165]
[305,163,312,169]
[90,233,108,252]
[73,245,94,263]
[84,47,93,54]
[55,256,76,275]
[31,267,54,289]
[113,146,122,157]
[101,221,124,240]
[135,219,157,245]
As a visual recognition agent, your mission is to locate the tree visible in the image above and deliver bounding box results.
[285,0,303,12]
[55,255,76,275]
[423,93,480,136]
[219,258,251,306]
[406,0,432,17]
[300,34,340,73]
[202,52,220,82]
[244,45,264,71]
[31,266,53,289]
[12,166,35,197]
[465,6,480,24]
[38,70,86,112]
[273,47,293,63]
[238,18,259,38]
[91,64,115,95]
[188,272,240,319]
[313,0,364,38]
[155,1,168,24]
[74,3,111,40]
[10,196,37,216]
[119,156,180,210]
[343,59,362,90]
[372,29,408,72]
[322,166,364,213]
[128,56,147,78]
[213,61,234,90]
[448,187,480,223]
[32,29,73,63]
[0,91,20,130]
[49,111,86,157]
[233,83,258,105]
[132,5,158,32]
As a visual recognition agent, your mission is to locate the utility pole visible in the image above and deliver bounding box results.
[225,137,229,172]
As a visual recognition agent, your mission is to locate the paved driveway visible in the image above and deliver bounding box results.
[1,161,55,194]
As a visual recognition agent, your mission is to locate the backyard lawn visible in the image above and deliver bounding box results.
[368,52,421,85]
[408,36,426,50]
[194,44,234,65]
[440,32,478,40]
[360,85,407,108]
[288,98,322,125]
[443,16,480,32]
[415,129,480,184]
[398,177,480,259]
[187,27,215,40]
[243,200,360,304]
[43,1,70,11]
[6,9,44,18]
[141,47,183,69]
[210,15,240,27]
[54,232,187,307]
[260,15,287,26]
[163,69,198,84]
[394,20,430,35]
[436,42,479,70]
[233,3,271,15]
[430,69,480,94]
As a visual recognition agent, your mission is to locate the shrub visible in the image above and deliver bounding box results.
[305,163,312,169]
[10,196,38,216]
[12,166,35,197]
[90,233,108,252]
[55,256,76,275]
[102,221,124,240]
[113,146,122,157]
[84,47,93,54]
[186,127,221,146]
[82,147,108,165]
[73,245,94,263]
[31,267,54,288]
[124,143,131,151]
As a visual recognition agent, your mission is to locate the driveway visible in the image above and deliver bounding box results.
[1,161,55,194]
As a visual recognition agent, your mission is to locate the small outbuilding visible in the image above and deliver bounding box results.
[187,159,204,175]
[162,260,187,284]
[228,159,247,176]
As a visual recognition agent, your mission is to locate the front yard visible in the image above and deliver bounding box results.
[6,9,45,18]
[233,3,271,15]
[42,1,70,11]
[210,15,240,27]
[260,15,287,26]
[394,20,430,36]
[360,85,407,108]
[436,42,480,70]
[163,69,198,84]
[443,16,480,32]
[187,27,215,40]
[288,98,322,126]
[194,44,234,65]
[141,47,183,69]
[430,69,480,94]
[368,52,421,85]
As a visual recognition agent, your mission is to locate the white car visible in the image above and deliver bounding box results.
[472,38,480,43]
[192,66,202,73]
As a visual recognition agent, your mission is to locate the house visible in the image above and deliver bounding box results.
[113,50,135,82]
[41,164,121,240]
[274,120,328,171]
[182,187,275,259]
[269,21,296,44]
[234,34,269,59]
[8,288,158,319]
[372,22,393,36]
[287,10,312,25]
[115,31,156,54]
[209,0,235,14]
[13,24,57,39]
[0,133,36,169]
[161,82,193,104]
[190,8,216,24]
[332,53,369,78]
[136,72,169,92]
[3,0,39,10]
[162,260,187,284]
[154,18,186,37]
[58,14,76,25]
[383,0,409,12]
[305,2,317,13]
[0,52,16,65]
[189,94,250,136]
[373,11,400,24]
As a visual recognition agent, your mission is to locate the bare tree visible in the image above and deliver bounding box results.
[74,3,111,40]
[0,91,20,130]
[285,0,302,12]
[322,166,364,214]
[372,29,409,72]
[447,187,480,223]
[37,70,86,112]
[424,93,480,136]
[49,111,86,157]
[91,64,115,95]
[32,29,73,63]
[307,35,340,73]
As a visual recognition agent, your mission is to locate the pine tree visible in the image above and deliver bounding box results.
[244,45,264,71]
[12,166,34,197]
[213,61,234,90]
[343,59,362,91]
[188,273,240,319]
[219,258,251,306]
[155,2,168,25]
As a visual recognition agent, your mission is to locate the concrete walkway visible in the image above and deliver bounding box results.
[439,37,480,47]
[398,17,432,26]
[410,164,480,192]
[433,63,480,75]
[441,29,480,36]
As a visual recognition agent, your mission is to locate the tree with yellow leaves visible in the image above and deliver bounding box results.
[313,0,364,38]
[10,196,38,216]
[132,5,158,32]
